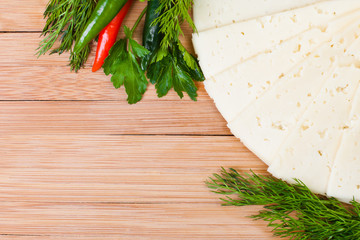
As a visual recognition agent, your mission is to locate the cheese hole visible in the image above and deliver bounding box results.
[316,8,323,14]
[290,15,297,23]
[293,44,302,53]
[256,117,261,127]
[301,125,309,131]
[271,122,285,131]
[319,25,327,33]
[318,150,323,156]
[318,129,327,138]
[336,84,349,94]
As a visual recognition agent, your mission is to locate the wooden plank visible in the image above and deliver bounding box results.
[0,0,48,31]
[0,135,264,203]
[0,101,229,135]
[0,202,280,239]
[0,65,209,101]
[0,31,197,101]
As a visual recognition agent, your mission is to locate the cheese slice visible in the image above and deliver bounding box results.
[204,11,360,123]
[192,0,360,78]
[326,94,360,202]
[269,65,360,195]
[228,20,360,166]
[194,0,324,31]
[326,40,360,203]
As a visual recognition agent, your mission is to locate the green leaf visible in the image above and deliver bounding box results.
[129,39,150,58]
[177,43,196,70]
[103,39,148,104]
[147,48,198,101]
[148,55,173,95]
[175,44,205,82]
[172,63,198,100]
[124,52,148,104]
[123,25,132,39]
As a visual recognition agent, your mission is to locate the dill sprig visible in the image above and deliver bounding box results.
[37,0,97,72]
[153,0,196,50]
[207,168,360,240]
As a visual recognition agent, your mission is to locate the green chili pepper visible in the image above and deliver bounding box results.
[74,0,128,53]
[141,0,162,70]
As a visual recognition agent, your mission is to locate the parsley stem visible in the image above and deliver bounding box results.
[130,6,148,37]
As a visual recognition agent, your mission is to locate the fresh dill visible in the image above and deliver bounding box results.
[207,168,360,240]
[37,0,97,72]
[153,0,196,50]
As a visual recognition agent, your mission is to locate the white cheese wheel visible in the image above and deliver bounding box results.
[193,0,324,31]
[193,0,360,202]
[193,0,360,78]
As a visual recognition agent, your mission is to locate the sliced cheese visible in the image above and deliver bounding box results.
[326,39,360,203]
[194,0,324,31]
[269,65,360,194]
[326,98,360,203]
[192,0,360,78]
[204,11,360,123]
[228,20,360,166]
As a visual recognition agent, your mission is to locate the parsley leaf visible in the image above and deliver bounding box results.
[103,27,150,104]
[146,43,204,101]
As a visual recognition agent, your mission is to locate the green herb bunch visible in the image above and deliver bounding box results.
[103,0,204,104]
[207,168,360,240]
[37,0,97,72]
[145,0,205,101]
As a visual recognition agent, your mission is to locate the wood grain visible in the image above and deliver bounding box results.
[0,101,229,135]
[0,0,277,239]
[0,202,279,239]
[0,135,264,203]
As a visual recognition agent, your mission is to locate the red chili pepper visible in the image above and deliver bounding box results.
[92,0,133,72]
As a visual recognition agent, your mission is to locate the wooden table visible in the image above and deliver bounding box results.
[0,1,281,239]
